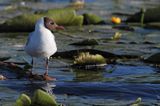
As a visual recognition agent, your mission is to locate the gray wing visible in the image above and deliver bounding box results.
[25,32,33,46]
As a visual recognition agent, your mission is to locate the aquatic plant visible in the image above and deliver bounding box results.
[83,13,105,25]
[3,14,42,31]
[140,8,146,27]
[14,89,57,106]
[70,39,98,46]
[32,89,57,106]
[14,94,31,106]
[130,97,142,106]
[74,52,106,65]
[0,8,84,32]
[111,32,122,40]
[43,8,83,26]
[126,6,160,23]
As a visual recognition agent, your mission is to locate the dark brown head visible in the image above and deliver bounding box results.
[44,17,64,30]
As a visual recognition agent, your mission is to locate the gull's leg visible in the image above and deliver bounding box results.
[31,57,34,72]
[44,57,49,76]
[29,57,34,76]
[43,57,56,81]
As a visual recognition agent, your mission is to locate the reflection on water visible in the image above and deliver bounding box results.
[73,69,104,82]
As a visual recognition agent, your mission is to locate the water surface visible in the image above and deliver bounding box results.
[0,0,160,106]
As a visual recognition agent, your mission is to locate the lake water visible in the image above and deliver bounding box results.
[0,0,160,106]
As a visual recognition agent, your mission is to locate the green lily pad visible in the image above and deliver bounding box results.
[32,89,57,106]
[41,8,84,26]
[0,8,83,32]
[70,15,84,26]
[14,94,31,106]
[44,8,76,25]
[83,13,105,25]
[2,14,42,32]
[126,6,160,23]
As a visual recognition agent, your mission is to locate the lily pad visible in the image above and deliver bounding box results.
[143,53,160,63]
[0,8,83,32]
[83,13,105,25]
[32,89,57,106]
[0,14,42,32]
[126,6,160,23]
[70,15,84,26]
[70,39,99,46]
[14,94,31,106]
[43,8,83,26]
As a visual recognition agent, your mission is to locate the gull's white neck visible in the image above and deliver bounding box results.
[35,17,49,32]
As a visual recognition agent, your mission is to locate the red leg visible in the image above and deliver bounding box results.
[43,58,56,81]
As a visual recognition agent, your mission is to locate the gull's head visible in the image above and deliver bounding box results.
[35,17,64,30]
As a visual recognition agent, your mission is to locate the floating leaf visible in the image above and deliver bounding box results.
[44,8,83,26]
[74,52,106,65]
[83,13,104,25]
[143,53,160,63]
[44,8,76,25]
[32,89,57,106]
[70,15,84,26]
[126,6,160,23]
[0,8,83,32]
[70,39,98,46]
[2,14,42,31]
[14,94,31,106]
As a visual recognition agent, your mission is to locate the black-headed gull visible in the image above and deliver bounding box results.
[25,17,64,80]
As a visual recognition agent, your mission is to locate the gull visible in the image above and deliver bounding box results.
[25,17,64,80]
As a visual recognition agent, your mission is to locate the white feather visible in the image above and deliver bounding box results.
[25,17,57,58]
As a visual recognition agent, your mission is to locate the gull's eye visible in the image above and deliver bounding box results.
[50,22,54,25]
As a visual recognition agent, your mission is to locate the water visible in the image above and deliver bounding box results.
[0,0,160,106]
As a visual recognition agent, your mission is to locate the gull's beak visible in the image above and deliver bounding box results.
[54,23,65,30]
[55,25,65,30]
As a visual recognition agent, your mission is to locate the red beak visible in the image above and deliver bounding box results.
[55,25,65,30]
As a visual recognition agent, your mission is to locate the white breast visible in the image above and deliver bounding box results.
[25,25,57,58]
